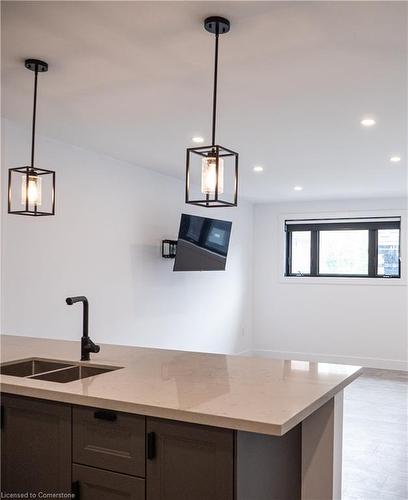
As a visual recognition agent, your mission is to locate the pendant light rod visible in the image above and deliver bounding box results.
[31,68,38,168]
[204,17,230,147]
[24,59,48,168]
[211,31,219,146]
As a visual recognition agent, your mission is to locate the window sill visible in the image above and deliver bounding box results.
[280,276,406,286]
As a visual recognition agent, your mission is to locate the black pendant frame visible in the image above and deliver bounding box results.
[185,17,238,208]
[8,166,56,216]
[8,59,56,216]
[185,145,238,207]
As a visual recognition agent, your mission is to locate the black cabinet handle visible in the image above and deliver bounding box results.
[147,431,156,460]
[72,480,80,499]
[94,410,117,422]
[0,405,4,430]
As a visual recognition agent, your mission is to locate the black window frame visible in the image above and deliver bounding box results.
[285,218,401,279]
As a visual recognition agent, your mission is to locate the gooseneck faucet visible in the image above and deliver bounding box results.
[65,296,100,361]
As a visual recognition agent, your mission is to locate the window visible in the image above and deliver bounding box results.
[285,218,401,278]
[377,229,400,276]
[291,231,311,275]
[319,230,368,275]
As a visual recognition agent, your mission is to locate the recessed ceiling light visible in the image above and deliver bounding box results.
[360,118,376,127]
[253,166,263,172]
[294,186,303,191]
[390,156,401,163]
[192,136,204,143]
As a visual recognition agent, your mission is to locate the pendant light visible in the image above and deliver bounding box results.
[8,59,55,216]
[185,17,238,207]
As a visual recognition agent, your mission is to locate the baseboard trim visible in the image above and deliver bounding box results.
[234,349,253,357]
[251,349,408,371]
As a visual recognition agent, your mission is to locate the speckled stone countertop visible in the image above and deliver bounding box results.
[0,335,362,436]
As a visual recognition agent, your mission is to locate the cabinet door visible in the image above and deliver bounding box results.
[146,418,234,500]
[1,394,71,495]
[73,464,145,500]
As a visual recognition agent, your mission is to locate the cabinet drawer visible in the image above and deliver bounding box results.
[73,406,145,477]
[73,464,145,500]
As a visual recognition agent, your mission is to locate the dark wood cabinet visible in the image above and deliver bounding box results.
[146,417,234,500]
[72,464,145,500]
[1,394,301,500]
[1,394,71,495]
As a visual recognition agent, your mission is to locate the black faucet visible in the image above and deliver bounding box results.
[65,296,100,361]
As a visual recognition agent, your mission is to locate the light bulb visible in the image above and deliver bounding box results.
[201,156,224,195]
[21,174,42,206]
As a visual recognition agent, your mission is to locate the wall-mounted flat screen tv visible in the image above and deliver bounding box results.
[173,214,232,271]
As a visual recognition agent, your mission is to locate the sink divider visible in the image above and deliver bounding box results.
[26,365,77,380]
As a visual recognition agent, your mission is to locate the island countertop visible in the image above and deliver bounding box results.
[0,335,362,436]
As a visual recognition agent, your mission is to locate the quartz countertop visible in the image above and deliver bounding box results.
[0,335,362,436]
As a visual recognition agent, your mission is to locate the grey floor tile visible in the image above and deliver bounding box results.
[342,369,408,500]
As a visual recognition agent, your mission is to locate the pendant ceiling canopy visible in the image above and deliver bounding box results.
[8,59,56,216]
[185,16,239,208]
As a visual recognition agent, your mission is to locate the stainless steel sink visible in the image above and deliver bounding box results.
[0,358,73,377]
[0,357,121,383]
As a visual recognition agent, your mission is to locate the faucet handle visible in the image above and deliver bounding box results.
[81,337,100,361]
[91,340,100,354]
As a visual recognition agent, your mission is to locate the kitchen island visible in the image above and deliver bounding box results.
[0,335,362,500]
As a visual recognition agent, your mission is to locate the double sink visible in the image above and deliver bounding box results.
[0,358,121,383]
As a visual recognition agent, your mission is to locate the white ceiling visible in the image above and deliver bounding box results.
[2,1,407,202]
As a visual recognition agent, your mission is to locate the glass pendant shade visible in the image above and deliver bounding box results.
[8,59,56,216]
[21,173,42,205]
[201,156,224,195]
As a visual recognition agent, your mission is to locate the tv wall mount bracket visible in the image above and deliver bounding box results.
[162,240,177,259]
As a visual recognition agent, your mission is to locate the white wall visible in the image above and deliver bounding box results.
[1,120,253,354]
[253,199,408,370]
[2,120,407,370]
